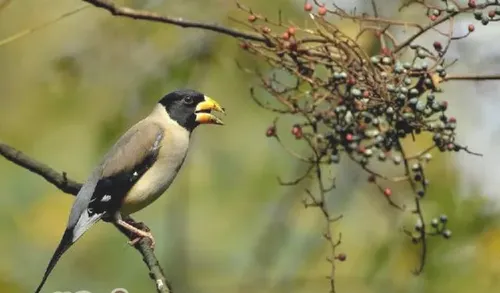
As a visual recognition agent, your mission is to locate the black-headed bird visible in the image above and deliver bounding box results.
[34,89,225,293]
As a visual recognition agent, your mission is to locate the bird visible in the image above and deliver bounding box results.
[34,89,225,293]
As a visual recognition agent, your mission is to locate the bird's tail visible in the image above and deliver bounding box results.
[34,228,73,293]
[34,212,102,293]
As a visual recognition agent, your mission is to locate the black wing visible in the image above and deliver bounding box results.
[87,124,164,218]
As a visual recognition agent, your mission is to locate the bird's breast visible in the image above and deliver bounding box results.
[121,126,190,215]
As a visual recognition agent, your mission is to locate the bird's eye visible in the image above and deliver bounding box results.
[183,96,194,105]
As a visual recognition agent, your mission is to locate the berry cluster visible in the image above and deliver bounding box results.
[237,0,494,284]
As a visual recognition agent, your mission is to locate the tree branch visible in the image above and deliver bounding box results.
[443,74,500,81]
[0,142,171,293]
[82,0,267,43]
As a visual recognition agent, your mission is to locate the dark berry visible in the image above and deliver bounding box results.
[266,126,276,137]
[433,41,442,51]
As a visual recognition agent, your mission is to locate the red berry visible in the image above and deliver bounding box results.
[318,6,327,16]
[468,24,475,32]
[347,77,356,85]
[383,188,392,197]
[266,126,276,137]
[433,41,442,51]
[288,27,296,35]
[248,15,257,22]
[363,90,370,98]
[448,117,456,123]
[337,253,347,261]
[468,0,476,8]
[346,133,353,141]
[430,15,437,21]
[292,125,302,139]
[336,253,347,261]
[304,2,313,11]
[489,10,496,19]
[282,32,290,40]
[240,42,249,50]
[261,26,271,34]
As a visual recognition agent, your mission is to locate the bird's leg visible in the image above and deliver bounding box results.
[114,214,155,249]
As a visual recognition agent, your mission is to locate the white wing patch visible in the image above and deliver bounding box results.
[100,194,112,202]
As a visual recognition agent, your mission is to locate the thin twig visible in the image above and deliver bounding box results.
[82,0,268,43]
[0,5,90,48]
[443,74,500,81]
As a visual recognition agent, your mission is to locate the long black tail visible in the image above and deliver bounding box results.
[34,210,102,293]
[34,228,74,293]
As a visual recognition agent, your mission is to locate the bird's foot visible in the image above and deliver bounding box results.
[128,230,155,249]
[115,219,156,249]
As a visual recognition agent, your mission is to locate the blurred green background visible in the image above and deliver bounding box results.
[1,1,500,293]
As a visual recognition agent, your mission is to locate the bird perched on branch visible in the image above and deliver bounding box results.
[34,89,225,293]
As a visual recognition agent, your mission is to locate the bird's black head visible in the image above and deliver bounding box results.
[158,89,225,131]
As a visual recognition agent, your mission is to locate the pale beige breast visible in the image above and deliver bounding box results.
[120,105,190,215]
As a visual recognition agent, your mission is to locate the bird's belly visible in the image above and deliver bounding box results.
[120,155,185,215]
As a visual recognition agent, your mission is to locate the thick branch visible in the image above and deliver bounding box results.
[82,0,267,43]
[0,142,171,293]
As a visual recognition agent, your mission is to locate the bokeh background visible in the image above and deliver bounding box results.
[1,0,500,293]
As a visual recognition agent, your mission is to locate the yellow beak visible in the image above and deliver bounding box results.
[195,96,225,125]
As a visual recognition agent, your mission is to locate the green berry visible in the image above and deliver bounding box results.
[416,101,426,112]
[474,10,482,20]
